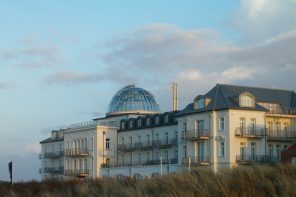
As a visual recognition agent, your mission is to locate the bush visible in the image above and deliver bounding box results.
[1,164,296,197]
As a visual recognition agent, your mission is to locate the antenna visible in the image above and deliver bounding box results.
[172,83,178,111]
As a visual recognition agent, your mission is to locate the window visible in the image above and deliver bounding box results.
[155,116,160,124]
[138,153,141,164]
[240,142,246,158]
[155,151,159,160]
[183,145,187,157]
[276,145,281,158]
[174,150,178,159]
[84,159,87,170]
[91,138,94,150]
[195,98,205,109]
[239,94,255,107]
[138,119,142,127]
[183,122,187,131]
[219,117,225,131]
[164,151,169,162]
[240,118,246,130]
[165,115,169,123]
[165,132,169,143]
[146,152,150,161]
[106,138,110,150]
[220,142,225,157]
[268,144,273,157]
[155,133,159,141]
[174,131,178,140]
[146,134,150,145]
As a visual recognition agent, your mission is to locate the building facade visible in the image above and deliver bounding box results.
[40,84,296,180]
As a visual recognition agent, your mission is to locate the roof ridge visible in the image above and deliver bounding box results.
[218,83,294,93]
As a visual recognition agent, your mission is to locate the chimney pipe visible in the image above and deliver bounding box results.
[172,83,178,111]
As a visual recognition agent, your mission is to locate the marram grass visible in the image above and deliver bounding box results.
[1,164,296,197]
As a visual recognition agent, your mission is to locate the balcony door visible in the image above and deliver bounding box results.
[195,120,204,136]
[251,142,256,160]
[240,118,246,132]
[240,142,246,160]
[198,142,204,161]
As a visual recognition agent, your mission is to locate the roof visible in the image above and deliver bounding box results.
[40,137,64,144]
[178,84,296,116]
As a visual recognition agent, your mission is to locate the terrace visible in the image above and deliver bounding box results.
[181,129,210,141]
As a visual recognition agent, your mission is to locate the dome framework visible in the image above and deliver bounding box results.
[107,84,160,116]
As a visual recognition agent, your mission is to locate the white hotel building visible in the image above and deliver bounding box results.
[39,84,296,180]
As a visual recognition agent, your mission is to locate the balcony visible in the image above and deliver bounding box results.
[235,127,266,138]
[266,107,296,117]
[42,151,64,159]
[42,167,64,175]
[64,149,89,157]
[65,169,89,177]
[267,130,296,141]
[152,139,178,148]
[236,155,280,164]
[118,143,136,152]
[101,158,179,168]
[182,156,210,166]
[181,129,210,141]
[136,141,153,150]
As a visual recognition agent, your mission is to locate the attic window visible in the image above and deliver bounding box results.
[239,93,255,107]
[194,98,205,109]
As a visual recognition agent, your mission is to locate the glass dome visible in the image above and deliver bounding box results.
[107,84,160,116]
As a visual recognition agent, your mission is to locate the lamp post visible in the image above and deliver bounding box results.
[103,131,105,166]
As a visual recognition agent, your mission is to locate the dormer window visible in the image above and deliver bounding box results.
[239,93,255,107]
[138,119,142,127]
[155,116,159,124]
[129,120,133,128]
[164,115,169,123]
[146,118,151,126]
[121,122,125,129]
[194,98,205,109]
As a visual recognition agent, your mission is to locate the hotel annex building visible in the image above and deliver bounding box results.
[39,84,296,179]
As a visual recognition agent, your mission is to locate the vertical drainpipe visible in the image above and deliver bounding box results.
[152,128,154,161]
[117,128,119,166]
[103,131,105,167]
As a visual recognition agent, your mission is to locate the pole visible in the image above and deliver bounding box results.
[160,156,162,177]
[8,161,12,188]
[188,156,191,172]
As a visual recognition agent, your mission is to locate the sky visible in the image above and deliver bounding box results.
[0,0,296,181]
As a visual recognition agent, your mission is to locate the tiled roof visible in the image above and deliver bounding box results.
[178,84,296,116]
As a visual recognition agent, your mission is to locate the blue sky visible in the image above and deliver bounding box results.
[0,0,296,181]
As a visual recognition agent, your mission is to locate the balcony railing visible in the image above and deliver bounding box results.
[181,129,210,141]
[42,167,64,174]
[65,169,89,177]
[267,130,296,140]
[101,158,179,168]
[136,141,153,150]
[42,151,64,159]
[182,156,210,165]
[68,121,97,130]
[266,108,296,116]
[235,127,266,138]
[152,139,178,148]
[64,149,89,157]
[236,155,280,163]
[118,143,136,152]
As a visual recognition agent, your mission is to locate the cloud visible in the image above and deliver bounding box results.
[0,82,15,90]
[93,23,296,110]
[232,0,296,41]
[44,71,102,85]
[0,35,65,68]
[25,143,41,154]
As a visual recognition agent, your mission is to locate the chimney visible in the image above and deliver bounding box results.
[172,83,178,111]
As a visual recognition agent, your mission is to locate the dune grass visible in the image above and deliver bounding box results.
[1,164,296,197]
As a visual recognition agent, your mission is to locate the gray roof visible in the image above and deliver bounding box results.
[40,137,64,144]
[178,84,296,116]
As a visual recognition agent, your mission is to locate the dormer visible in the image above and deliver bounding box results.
[239,92,255,108]
[193,95,211,109]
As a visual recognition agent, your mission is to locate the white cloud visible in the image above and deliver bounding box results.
[25,143,41,154]
[45,71,101,85]
[232,0,296,41]
[222,66,254,81]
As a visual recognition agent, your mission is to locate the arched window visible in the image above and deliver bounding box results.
[239,93,255,107]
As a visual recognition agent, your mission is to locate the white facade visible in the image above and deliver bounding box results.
[40,84,296,179]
